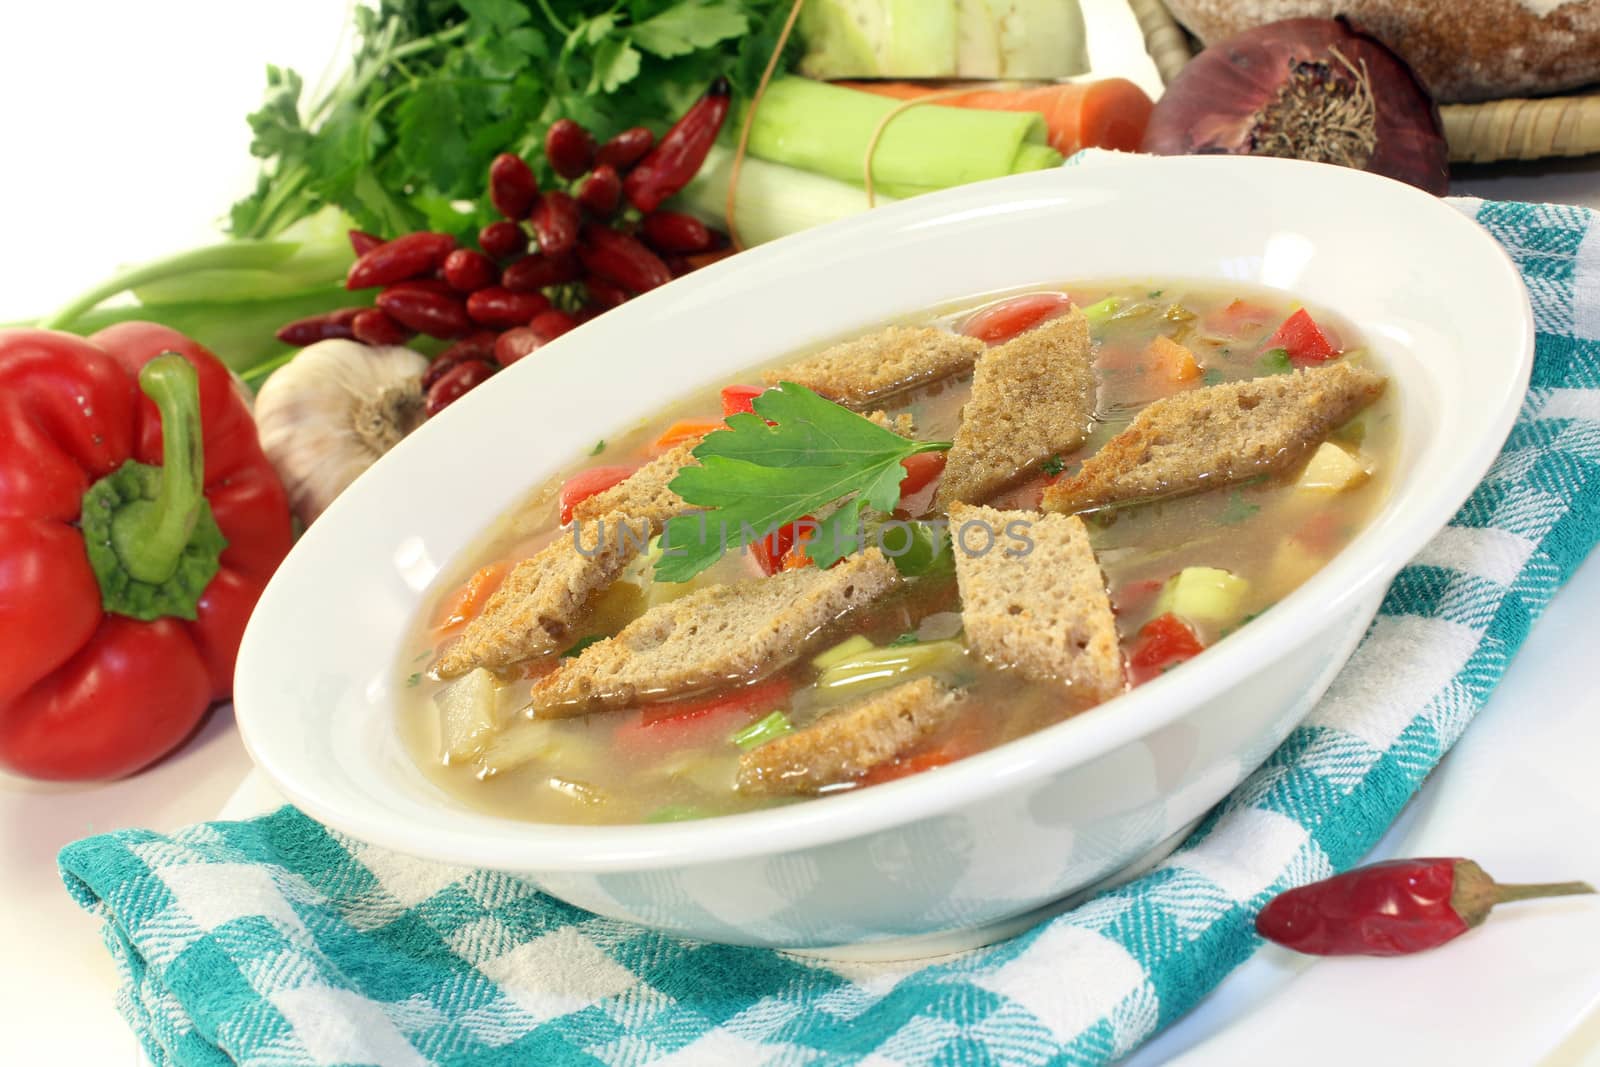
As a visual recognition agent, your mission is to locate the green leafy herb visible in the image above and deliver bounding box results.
[411,647,433,662]
[590,439,607,455]
[1041,454,1066,476]
[1258,348,1294,375]
[562,634,608,658]
[404,672,422,687]
[1202,368,1226,386]
[1217,490,1260,526]
[231,0,801,239]
[884,520,955,578]
[889,632,920,647]
[657,383,951,582]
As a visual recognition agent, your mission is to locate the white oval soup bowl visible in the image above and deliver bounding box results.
[236,156,1532,957]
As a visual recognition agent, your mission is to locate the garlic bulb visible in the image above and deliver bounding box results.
[253,340,430,526]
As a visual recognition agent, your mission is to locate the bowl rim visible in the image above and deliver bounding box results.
[237,156,1535,873]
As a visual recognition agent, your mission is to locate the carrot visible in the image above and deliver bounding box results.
[839,78,1154,156]
[434,561,512,632]
[652,418,725,452]
[1147,334,1201,385]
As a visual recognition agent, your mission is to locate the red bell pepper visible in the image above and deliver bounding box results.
[559,464,638,524]
[0,323,292,781]
[1266,308,1341,365]
[1126,612,1205,686]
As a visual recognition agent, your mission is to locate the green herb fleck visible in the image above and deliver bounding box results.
[590,439,606,455]
[1042,454,1066,476]
[658,383,951,582]
[1258,348,1294,375]
[1202,368,1226,386]
[404,672,422,688]
[1148,289,1163,299]
[411,647,433,663]
[1217,491,1260,526]
[644,804,706,824]
[889,632,920,647]
[563,635,608,658]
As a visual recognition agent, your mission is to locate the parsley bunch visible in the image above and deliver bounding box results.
[231,0,798,240]
[658,384,952,582]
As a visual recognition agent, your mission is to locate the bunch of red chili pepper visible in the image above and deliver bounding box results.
[276,78,734,417]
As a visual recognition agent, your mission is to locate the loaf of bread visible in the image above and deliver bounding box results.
[1163,0,1600,103]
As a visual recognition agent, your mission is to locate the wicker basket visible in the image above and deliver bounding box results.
[1127,0,1600,163]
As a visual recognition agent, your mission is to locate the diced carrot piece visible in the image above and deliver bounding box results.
[751,516,817,575]
[961,292,1071,345]
[559,464,638,524]
[1147,334,1201,385]
[433,561,512,632]
[652,418,725,453]
[1292,511,1344,555]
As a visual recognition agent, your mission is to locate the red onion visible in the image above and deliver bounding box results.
[1143,18,1449,196]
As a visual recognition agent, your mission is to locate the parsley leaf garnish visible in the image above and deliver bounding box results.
[657,383,950,582]
[1217,490,1260,526]
[1041,454,1066,476]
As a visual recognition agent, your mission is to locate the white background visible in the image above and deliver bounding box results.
[1,2,1598,1065]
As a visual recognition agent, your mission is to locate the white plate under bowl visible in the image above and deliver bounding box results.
[235,156,1533,952]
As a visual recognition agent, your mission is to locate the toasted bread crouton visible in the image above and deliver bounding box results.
[764,326,984,409]
[736,677,961,795]
[1042,361,1385,514]
[951,504,1123,699]
[936,311,1094,508]
[570,443,697,529]
[529,549,900,716]
[435,512,650,678]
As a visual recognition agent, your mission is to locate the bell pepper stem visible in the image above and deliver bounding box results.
[109,354,207,584]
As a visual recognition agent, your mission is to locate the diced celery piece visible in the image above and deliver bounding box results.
[814,639,968,700]
[812,635,876,670]
[1153,567,1250,626]
[732,710,793,750]
[1258,348,1293,375]
[436,668,501,763]
[1297,442,1369,492]
[644,804,708,824]
[1081,297,1119,327]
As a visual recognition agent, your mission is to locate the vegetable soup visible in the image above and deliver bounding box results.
[400,282,1396,824]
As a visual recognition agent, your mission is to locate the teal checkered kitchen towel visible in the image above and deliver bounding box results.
[60,198,1600,1067]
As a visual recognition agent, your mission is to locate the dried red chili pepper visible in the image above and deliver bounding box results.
[274,307,364,346]
[1256,858,1594,956]
[624,77,731,214]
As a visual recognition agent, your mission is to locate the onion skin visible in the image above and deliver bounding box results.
[1143,18,1449,196]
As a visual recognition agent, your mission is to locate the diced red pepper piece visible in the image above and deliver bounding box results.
[1267,308,1341,364]
[615,675,793,751]
[1203,299,1273,336]
[751,516,817,576]
[721,384,765,417]
[897,451,946,504]
[961,292,1072,345]
[1126,612,1205,685]
[559,464,637,524]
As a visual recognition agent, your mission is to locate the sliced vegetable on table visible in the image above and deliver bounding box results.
[0,324,293,780]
